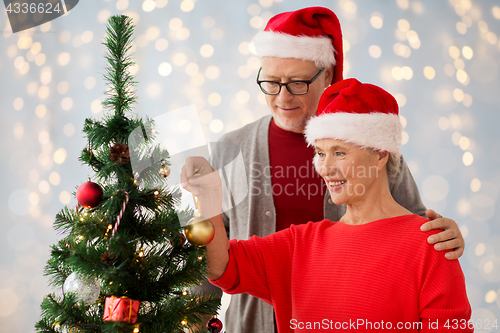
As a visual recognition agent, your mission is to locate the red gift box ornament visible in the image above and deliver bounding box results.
[103,296,140,323]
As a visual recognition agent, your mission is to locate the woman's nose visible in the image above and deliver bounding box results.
[321,158,337,176]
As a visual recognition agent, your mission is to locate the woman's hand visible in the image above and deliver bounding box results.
[181,156,221,195]
[181,156,223,218]
[181,156,229,280]
[421,209,465,260]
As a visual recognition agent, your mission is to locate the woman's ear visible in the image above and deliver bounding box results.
[377,150,389,171]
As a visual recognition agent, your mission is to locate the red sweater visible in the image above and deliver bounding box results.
[210,215,472,332]
[268,119,325,231]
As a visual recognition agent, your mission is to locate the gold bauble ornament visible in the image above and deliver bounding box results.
[159,161,170,178]
[184,212,215,247]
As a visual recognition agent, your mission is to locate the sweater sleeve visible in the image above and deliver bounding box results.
[209,227,295,305]
[419,246,473,332]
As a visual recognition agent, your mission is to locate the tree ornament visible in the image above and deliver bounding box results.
[169,232,185,247]
[109,142,130,164]
[111,191,129,239]
[103,296,140,323]
[76,181,103,209]
[184,168,215,247]
[75,204,83,216]
[184,212,215,247]
[159,160,171,178]
[179,232,186,246]
[207,316,223,333]
[100,251,116,264]
[63,272,100,306]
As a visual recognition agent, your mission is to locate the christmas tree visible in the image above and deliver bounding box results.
[35,15,221,333]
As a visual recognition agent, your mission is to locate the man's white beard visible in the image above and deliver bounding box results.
[272,112,313,133]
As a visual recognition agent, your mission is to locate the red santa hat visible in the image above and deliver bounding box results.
[305,78,403,157]
[252,7,343,84]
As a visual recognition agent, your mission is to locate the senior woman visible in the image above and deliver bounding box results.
[181,78,472,332]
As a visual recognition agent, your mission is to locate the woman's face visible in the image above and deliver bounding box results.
[314,138,385,206]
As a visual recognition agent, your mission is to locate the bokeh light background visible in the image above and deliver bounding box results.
[1,0,500,332]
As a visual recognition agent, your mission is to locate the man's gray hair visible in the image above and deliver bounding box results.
[386,153,402,185]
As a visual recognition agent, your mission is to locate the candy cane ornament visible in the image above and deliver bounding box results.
[75,204,82,216]
[111,191,129,239]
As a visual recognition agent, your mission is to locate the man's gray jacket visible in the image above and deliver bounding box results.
[200,115,427,333]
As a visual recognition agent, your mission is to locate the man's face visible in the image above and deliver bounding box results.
[260,57,333,133]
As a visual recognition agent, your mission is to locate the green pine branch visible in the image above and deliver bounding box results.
[102,15,136,117]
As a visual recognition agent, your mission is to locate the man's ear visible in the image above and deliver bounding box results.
[323,65,334,86]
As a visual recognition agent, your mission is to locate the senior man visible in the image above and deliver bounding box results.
[194,7,465,333]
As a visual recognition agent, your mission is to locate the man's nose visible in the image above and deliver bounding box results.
[277,85,294,102]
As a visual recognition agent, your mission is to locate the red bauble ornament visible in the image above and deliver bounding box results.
[76,181,103,208]
[207,317,223,333]
[168,232,185,247]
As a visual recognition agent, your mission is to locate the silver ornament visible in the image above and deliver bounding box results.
[63,272,100,306]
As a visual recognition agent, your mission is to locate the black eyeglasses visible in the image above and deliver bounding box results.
[256,67,325,95]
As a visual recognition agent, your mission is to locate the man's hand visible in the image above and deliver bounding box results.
[420,209,465,260]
